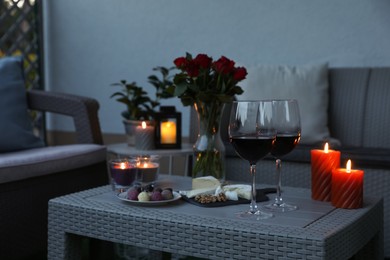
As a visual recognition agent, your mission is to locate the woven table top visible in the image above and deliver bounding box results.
[48,175,383,260]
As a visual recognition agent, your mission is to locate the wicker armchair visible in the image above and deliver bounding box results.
[0,90,109,259]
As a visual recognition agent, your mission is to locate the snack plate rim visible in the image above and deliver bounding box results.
[117,191,181,205]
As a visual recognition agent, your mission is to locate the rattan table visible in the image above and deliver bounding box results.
[48,175,383,259]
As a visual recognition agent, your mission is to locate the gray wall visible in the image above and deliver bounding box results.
[42,0,390,138]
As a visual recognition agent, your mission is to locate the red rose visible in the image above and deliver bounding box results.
[174,57,187,69]
[233,67,247,81]
[185,60,200,77]
[213,56,235,75]
[194,54,212,69]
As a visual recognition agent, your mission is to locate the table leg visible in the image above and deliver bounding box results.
[48,206,66,259]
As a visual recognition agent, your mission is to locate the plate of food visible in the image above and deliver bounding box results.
[180,185,276,207]
[117,187,182,206]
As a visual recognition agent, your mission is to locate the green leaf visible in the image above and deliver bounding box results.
[174,84,188,96]
[166,85,175,95]
[180,96,194,106]
[185,52,193,60]
[110,92,126,98]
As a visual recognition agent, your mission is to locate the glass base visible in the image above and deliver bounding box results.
[262,202,298,212]
[236,210,273,220]
[111,184,130,194]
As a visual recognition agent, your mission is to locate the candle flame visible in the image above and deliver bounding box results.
[136,162,155,168]
[120,162,126,169]
[141,121,147,129]
[346,159,352,173]
[324,142,329,153]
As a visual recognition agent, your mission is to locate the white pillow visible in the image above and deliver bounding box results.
[238,63,336,145]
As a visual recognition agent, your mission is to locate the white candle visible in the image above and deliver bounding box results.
[135,121,154,150]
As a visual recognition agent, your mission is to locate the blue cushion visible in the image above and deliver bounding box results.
[0,56,44,152]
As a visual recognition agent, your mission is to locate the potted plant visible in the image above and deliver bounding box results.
[110,66,174,145]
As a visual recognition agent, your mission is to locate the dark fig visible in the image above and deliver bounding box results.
[150,191,163,201]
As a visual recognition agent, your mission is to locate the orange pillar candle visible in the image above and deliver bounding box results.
[332,160,364,209]
[311,143,340,201]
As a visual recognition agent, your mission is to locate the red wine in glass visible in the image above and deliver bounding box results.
[271,134,300,158]
[230,136,274,165]
[228,100,276,219]
[263,100,301,212]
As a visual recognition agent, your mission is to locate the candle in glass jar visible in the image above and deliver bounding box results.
[311,143,340,201]
[160,121,176,144]
[332,160,364,209]
[109,160,137,187]
[137,157,159,183]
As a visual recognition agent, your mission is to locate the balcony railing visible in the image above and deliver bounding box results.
[0,0,42,90]
[1,0,44,137]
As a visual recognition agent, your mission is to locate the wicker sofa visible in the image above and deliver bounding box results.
[190,67,390,258]
[0,89,109,259]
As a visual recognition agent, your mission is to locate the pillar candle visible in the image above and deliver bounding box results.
[135,121,155,150]
[160,121,177,144]
[332,160,364,209]
[311,143,340,201]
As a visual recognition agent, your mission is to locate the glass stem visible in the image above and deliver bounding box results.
[249,163,258,214]
[274,158,283,205]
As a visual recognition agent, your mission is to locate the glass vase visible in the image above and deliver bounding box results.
[192,100,226,184]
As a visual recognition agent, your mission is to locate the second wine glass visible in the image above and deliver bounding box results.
[228,100,276,219]
[263,99,301,212]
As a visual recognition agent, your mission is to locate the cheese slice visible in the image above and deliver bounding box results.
[223,184,251,200]
[183,187,216,198]
[192,176,221,190]
[225,191,239,201]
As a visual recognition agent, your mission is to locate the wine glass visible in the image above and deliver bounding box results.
[263,99,301,212]
[228,100,276,219]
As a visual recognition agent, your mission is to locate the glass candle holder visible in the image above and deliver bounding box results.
[108,158,138,193]
[136,155,160,185]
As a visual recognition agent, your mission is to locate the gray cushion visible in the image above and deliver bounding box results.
[0,144,107,183]
[238,63,339,145]
[0,56,44,152]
